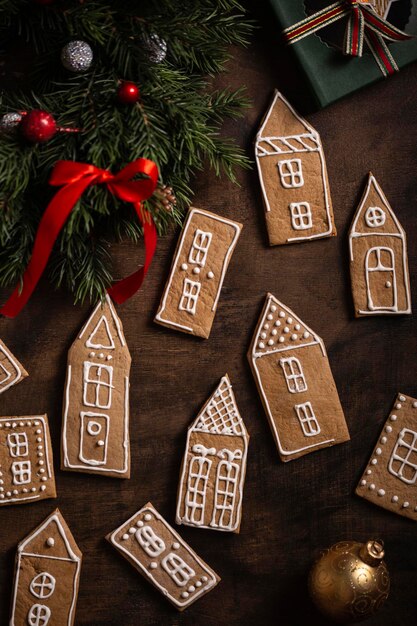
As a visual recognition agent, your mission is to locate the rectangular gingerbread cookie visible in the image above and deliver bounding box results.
[356,393,417,521]
[176,374,249,533]
[107,502,220,610]
[10,508,82,626]
[0,415,56,506]
[248,294,350,462]
[154,207,242,338]
[0,339,28,395]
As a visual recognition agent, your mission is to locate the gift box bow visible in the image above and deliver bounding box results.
[284,0,412,75]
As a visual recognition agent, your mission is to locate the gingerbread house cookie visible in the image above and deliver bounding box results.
[0,415,56,506]
[154,207,242,339]
[62,294,131,478]
[248,294,350,462]
[176,374,249,533]
[356,393,417,521]
[255,90,336,246]
[107,502,220,610]
[349,174,411,317]
[10,509,82,626]
[0,339,28,395]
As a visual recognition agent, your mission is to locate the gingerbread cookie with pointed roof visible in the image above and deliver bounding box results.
[61,294,131,478]
[176,374,249,533]
[248,294,350,462]
[0,339,28,395]
[349,174,411,317]
[255,90,336,246]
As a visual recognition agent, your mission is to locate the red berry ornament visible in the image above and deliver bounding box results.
[21,110,57,143]
[117,81,140,104]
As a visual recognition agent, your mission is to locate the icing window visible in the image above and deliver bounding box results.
[365,206,386,228]
[211,456,240,530]
[188,229,212,267]
[27,604,51,626]
[161,553,196,587]
[388,428,417,485]
[289,202,313,230]
[0,362,12,384]
[136,526,166,557]
[179,279,201,315]
[294,402,321,437]
[30,573,56,600]
[7,432,29,458]
[277,158,304,188]
[280,357,308,394]
[83,362,113,409]
[185,455,212,525]
[12,460,31,485]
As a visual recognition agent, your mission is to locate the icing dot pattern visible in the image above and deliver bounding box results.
[254,297,318,355]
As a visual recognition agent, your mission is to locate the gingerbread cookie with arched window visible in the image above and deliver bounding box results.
[107,502,220,610]
[349,174,411,317]
[248,294,350,462]
[255,90,336,246]
[356,393,417,521]
[61,294,131,478]
[176,375,249,533]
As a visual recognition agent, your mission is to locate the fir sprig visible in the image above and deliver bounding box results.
[0,0,252,303]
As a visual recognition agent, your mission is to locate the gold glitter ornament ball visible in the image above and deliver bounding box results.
[308,540,390,623]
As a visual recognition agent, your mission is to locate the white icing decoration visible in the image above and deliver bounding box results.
[381,436,387,444]
[192,267,200,275]
[210,449,243,530]
[181,263,188,271]
[149,562,157,569]
[178,278,201,316]
[294,402,321,437]
[12,461,31,485]
[207,271,214,279]
[365,206,386,228]
[377,489,385,496]
[27,603,51,626]
[7,432,29,458]
[392,495,399,503]
[376,448,382,455]
[272,329,277,336]
[399,395,406,401]
[30,572,56,599]
[188,229,212,267]
[271,305,277,312]
[371,458,378,465]
[366,469,372,475]
[279,357,308,394]
[360,480,366,486]
[184,451,213,526]
[289,202,313,230]
[144,513,152,521]
[403,502,410,508]
[275,320,281,327]
[85,315,115,350]
[267,314,273,321]
[97,440,105,447]
[172,542,180,550]
[369,484,376,490]
[291,334,297,341]
[83,361,114,409]
[395,404,401,410]
[388,428,417,485]
[386,425,392,433]
[283,327,289,333]
[413,402,417,408]
[267,339,274,346]
[79,413,109,467]
[277,158,304,189]
[349,174,411,315]
[260,332,266,339]
[136,526,166,557]
[46,538,54,548]
[155,209,241,333]
[161,553,195,587]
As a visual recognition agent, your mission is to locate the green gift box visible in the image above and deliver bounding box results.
[269,0,417,108]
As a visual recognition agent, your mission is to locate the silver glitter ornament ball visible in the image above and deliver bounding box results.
[61,40,93,73]
[140,33,167,63]
[0,112,23,132]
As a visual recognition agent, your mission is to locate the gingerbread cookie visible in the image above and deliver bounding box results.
[356,393,417,521]
[62,294,131,478]
[0,415,56,506]
[255,90,336,246]
[10,508,82,626]
[349,174,411,317]
[0,339,28,395]
[248,294,350,462]
[107,502,220,610]
[176,374,249,533]
[154,207,242,338]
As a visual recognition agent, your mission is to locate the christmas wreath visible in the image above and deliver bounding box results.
[0,0,252,304]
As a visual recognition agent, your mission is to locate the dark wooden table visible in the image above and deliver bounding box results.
[1,4,417,625]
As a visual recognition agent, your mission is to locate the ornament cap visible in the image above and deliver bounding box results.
[360,540,385,566]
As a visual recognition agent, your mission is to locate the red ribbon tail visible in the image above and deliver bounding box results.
[0,176,95,318]
[107,204,157,304]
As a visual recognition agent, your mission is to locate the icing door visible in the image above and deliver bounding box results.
[366,246,397,310]
[79,413,109,465]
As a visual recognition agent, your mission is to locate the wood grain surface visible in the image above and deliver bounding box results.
[1,3,417,625]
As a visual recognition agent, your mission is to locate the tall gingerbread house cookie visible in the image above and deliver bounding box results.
[10,509,82,626]
[107,502,220,610]
[255,90,336,246]
[62,294,131,478]
[0,339,28,395]
[0,415,56,506]
[176,375,249,533]
[154,207,242,339]
[248,294,350,462]
[356,393,417,521]
[349,174,411,317]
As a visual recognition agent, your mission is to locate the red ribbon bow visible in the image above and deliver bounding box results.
[0,158,159,318]
[284,0,412,76]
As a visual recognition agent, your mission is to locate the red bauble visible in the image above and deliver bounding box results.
[117,81,140,104]
[21,110,57,144]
